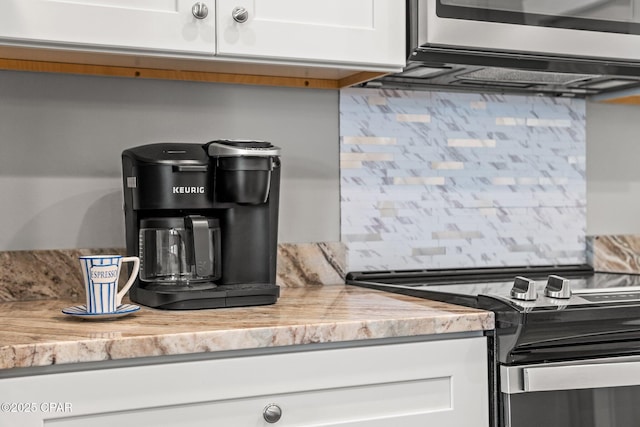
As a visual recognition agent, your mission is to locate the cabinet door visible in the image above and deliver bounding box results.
[0,0,215,55]
[216,0,405,69]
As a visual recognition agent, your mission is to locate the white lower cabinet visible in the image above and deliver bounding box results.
[0,336,488,427]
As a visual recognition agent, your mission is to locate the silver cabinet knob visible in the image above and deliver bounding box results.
[232,6,249,23]
[263,404,282,423]
[544,275,572,299]
[192,2,208,19]
[510,276,537,301]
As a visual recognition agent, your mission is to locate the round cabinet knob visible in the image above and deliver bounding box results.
[232,6,249,23]
[192,2,209,19]
[263,404,282,423]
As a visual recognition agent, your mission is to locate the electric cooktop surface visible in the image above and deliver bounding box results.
[347,265,640,312]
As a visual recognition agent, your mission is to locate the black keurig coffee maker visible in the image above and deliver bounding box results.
[121,140,281,309]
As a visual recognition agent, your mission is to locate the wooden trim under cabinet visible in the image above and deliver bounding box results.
[0,57,386,89]
[600,95,640,105]
[592,86,640,105]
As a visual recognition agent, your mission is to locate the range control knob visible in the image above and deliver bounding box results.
[510,276,537,301]
[544,275,572,299]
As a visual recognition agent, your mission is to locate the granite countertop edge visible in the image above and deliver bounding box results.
[0,284,494,370]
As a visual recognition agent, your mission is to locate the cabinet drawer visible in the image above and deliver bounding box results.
[49,376,452,426]
[1,337,489,427]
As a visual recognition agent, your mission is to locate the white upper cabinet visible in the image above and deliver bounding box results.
[0,1,215,55]
[216,0,405,68]
[0,0,405,86]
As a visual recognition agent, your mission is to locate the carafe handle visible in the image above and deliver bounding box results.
[186,215,214,278]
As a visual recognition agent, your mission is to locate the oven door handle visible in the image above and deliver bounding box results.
[501,358,640,394]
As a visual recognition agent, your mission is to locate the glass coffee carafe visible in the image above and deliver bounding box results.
[138,216,221,288]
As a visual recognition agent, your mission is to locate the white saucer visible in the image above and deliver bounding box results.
[62,304,140,320]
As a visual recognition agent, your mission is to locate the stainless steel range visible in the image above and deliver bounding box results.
[347,265,640,427]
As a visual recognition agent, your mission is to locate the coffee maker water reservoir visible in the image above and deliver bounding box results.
[122,141,281,309]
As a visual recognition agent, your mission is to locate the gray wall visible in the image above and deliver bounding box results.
[586,100,640,235]
[0,70,340,250]
[1,68,638,251]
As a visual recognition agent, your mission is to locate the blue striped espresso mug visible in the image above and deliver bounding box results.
[79,255,140,314]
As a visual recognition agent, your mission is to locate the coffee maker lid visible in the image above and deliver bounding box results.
[207,139,281,157]
[140,217,185,228]
[140,217,220,229]
[123,143,209,165]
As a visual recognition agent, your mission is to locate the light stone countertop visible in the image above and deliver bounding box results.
[0,285,494,370]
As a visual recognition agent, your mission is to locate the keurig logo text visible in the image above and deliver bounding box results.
[172,186,205,194]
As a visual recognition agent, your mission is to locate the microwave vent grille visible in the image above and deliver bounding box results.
[457,68,595,85]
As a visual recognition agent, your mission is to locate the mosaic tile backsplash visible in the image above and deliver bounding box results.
[340,89,586,272]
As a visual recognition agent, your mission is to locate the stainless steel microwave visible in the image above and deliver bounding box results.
[373,0,640,96]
